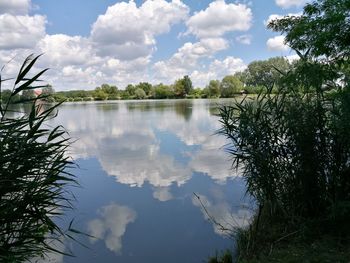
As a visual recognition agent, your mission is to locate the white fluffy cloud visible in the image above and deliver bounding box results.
[153,37,229,83]
[37,34,96,66]
[0,0,30,15]
[264,12,301,26]
[236,34,252,45]
[275,0,307,9]
[91,0,189,59]
[266,35,289,51]
[190,56,246,87]
[0,0,250,90]
[0,14,46,49]
[88,203,137,254]
[186,1,252,38]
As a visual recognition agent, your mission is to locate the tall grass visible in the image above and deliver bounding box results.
[218,59,350,257]
[0,55,78,262]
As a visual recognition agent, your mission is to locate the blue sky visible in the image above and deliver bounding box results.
[0,0,305,90]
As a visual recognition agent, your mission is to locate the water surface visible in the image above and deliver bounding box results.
[48,99,251,263]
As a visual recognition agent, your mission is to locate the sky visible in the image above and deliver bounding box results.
[0,0,306,91]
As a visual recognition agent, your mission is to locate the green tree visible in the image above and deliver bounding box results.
[174,76,193,98]
[154,84,174,99]
[125,84,136,97]
[1,89,20,103]
[183,75,193,95]
[207,80,221,98]
[94,88,108,100]
[42,85,55,102]
[134,88,146,99]
[245,57,290,88]
[220,75,243,98]
[100,83,118,95]
[136,82,152,96]
[21,89,36,101]
[268,0,350,61]
[174,79,186,98]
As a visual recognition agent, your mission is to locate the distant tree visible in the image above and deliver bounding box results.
[93,88,108,100]
[125,84,136,97]
[136,82,152,96]
[183,75,193,95]
[21,90,36,101]
[42,85,55,95]
[245,57,290,88]
[42,85,55,102]
[1,89,20,103]
[234,71,249,84]
[202,87,210,98]
[189,88,202,98]
[174,79,186,98]
[207,80,221,97]
[134,88,146,99]
[220,75,243,97]
[100,84,118,95]
[154,84,174,99]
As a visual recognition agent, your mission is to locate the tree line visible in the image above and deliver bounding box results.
[1,56,294,103]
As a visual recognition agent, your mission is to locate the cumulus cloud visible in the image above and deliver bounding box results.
[266,35,289,51]
[0,0,30,15]
[264,12,301,26]
[0,14,46,49]
[186,1,252,38]
[190,56,246,87]
[275,0,307,9]
[153,38,229,83]
[91,0,189,59]
[286,54,300,62]
[236,34,252,45]
[87,203,137,254]
[37,34,96,66]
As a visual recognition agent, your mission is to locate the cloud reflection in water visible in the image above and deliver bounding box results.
[87,203,137,254]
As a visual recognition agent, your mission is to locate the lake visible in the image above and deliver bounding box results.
[48,99,251,263]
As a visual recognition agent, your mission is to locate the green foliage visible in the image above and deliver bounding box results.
[219,0,350,260]
[268,0,350,61]
[220,75,243,98]
[100,83,118,95]
[174,78,186,98]
[42,85,56,102]
[245,57,290,88]
[134,87,147,99]
[174,75,193,98]
[135,82,152,96]
[21,89,36,101]
[153,84,174,99]
[207,80,221,98]
[1,89,20,103]
[125,84,136,98]
[0,55,78,261]
[93,88,108,100]
[183,75,193,95]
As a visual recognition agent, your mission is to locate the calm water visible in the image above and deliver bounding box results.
[47,99,251,263]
